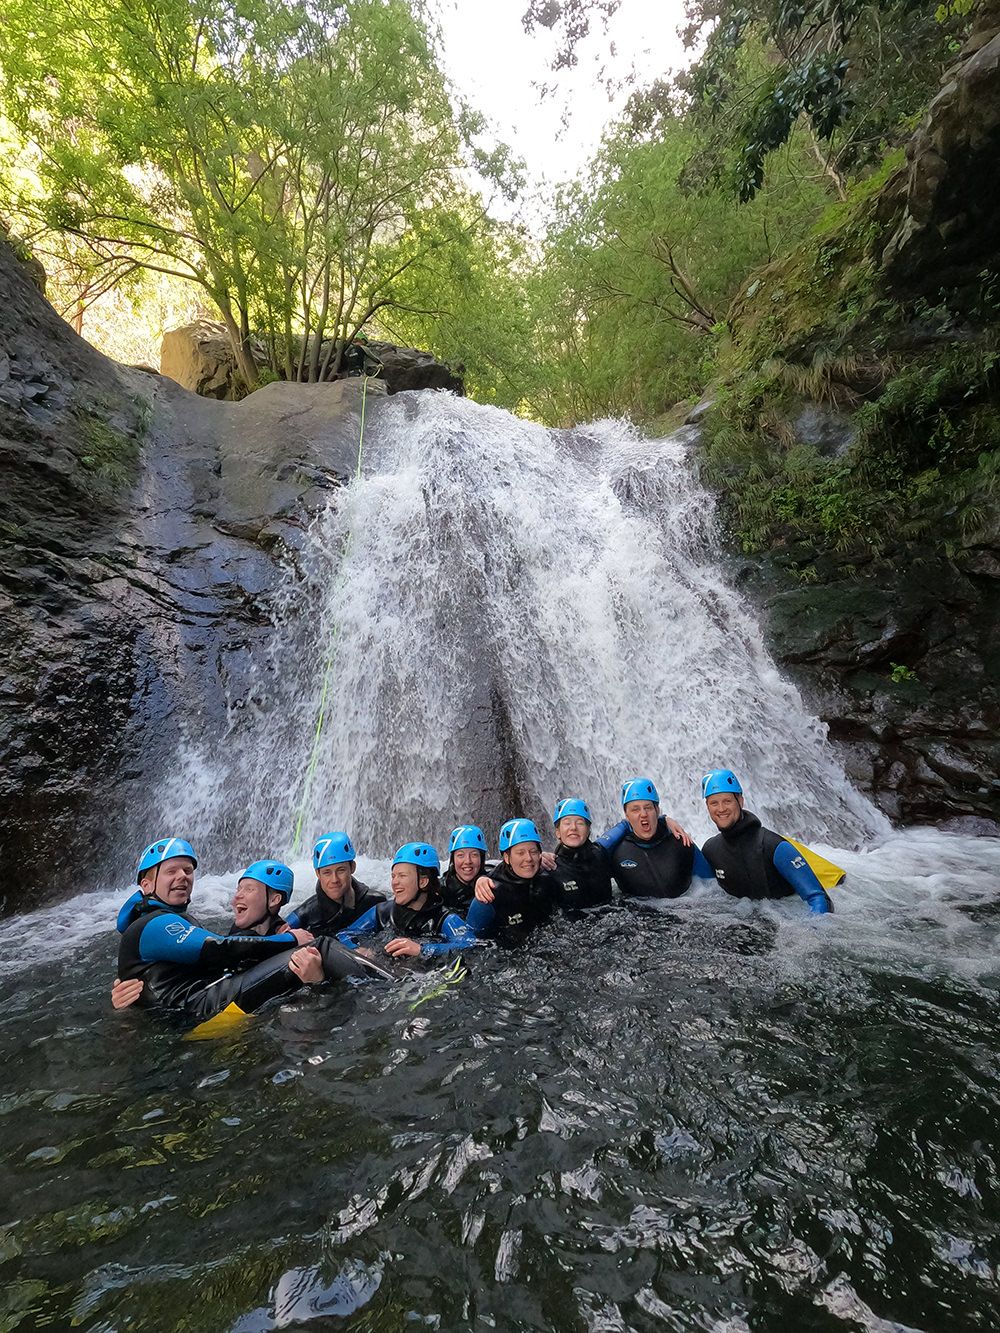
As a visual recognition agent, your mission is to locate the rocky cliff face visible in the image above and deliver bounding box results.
[0,237,390,910]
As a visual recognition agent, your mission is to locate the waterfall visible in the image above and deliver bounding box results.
[159,392,887,861]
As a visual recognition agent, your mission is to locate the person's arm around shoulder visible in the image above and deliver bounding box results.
[465,896,496,936]
[773,841,832,915]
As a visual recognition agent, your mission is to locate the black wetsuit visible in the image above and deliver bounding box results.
[550,840,614,910]
[116,892,305,1020]
[440,862,484,913]
[605,818,698,900]
[701,811,831,914]
[285,879,385,935]
[466,862,561,947]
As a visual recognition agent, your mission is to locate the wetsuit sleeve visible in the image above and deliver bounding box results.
[692,847,715,880]
[285,908,301,928]
[595,819,630,852]
[336,905,380,949]
[772,842,832,915]
[419,913,478,957]
[116,890,144,934]
[138,915,299,966]
[465,898,495,936]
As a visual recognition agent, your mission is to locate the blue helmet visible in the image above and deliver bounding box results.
[448,825,487,855]
[240,859,294,904]
[312,831,356,870]
[393,842,440,872]
[620,778,659,808]
[136,836,198,883]
[701,769,743,799]
[499,819,542,853]
[553,797,592,826]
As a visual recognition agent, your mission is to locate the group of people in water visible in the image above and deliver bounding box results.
[112,769,837,1025]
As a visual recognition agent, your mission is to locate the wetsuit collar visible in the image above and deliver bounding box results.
[719,810,761,842]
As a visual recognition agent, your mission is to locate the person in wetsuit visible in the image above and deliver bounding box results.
[597,777,713,900]
[285,831,385,935]
[699,769,832,915]
[467,819,562,946]
[547,798,614,909]
[115,841,375,1021]
[440,825,488,912]
[337,842,477,960]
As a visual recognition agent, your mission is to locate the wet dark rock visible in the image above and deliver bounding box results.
[744,545,1000,825]
[0,236,394,912]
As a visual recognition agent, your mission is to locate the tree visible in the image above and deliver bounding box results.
[0,0,509,387]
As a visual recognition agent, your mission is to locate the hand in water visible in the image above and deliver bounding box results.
[111,977,143,1010]
[290,928,315,946]
[474,876,495,903]
[384,937,421,958]
[288,945,324,984]
[665,816,692,847]
[540,851,557,871]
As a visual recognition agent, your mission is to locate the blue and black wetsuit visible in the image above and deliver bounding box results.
[466,862,561,946]
[597,817,713,900]
[116,892,376,1021]
[116,891,306,1020]
[337,896,477,958]
[701,811,832,915]
[550,840,614,910]
[286,879,385,935]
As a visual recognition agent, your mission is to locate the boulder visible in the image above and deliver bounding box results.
[160,320,254,399]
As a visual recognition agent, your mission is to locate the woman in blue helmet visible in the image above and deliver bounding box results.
[114,843,380,1020]
[467,819,562,946]
[547,798,615,909]
[700,769,832,914]
[337,842,478,959]
[441,825,489,912]
[285,831,386,935]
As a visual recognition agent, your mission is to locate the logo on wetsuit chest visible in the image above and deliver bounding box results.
[620,860,638,869]
[508,912,524,926]
[715,869,726,881]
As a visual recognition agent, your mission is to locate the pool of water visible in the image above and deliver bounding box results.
[3,831,1000,1332]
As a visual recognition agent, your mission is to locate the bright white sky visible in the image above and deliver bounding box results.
[434,0,693,224]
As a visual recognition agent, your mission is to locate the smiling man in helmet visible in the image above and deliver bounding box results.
[700,770,832,915]
[284,830,386,935]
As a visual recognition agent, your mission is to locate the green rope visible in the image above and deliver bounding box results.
[290,374,370,854]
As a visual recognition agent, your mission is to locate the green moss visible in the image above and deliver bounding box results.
[700,160,1000,558]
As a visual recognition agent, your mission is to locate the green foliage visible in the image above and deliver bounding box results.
[0,0,515,386]
[890,662,918,682]
[520,113,830,424]
[74,411,140,490]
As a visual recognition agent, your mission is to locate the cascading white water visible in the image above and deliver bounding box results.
[6,391,1000,981]
[161,393,887,857]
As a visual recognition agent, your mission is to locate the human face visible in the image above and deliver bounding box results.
[232,878,273,929]
[505,841,541,879]
[452,848,482,884]
[706,793,743,831]
[317,861,354,901]
[391,862,427,905]
[141,856,196,907]
[556,815,589,848]
[624,800,659,840]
